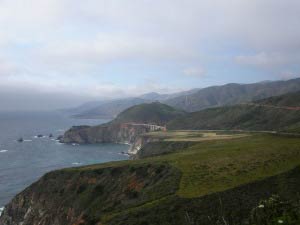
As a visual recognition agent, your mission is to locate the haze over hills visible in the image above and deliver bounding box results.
[72,98,150,119]
[70,89,199,119]
[4,94,300,224]
[255,91,300,107]
[165,78,300,112]
[2,0,300,224]
[69,78,300,119]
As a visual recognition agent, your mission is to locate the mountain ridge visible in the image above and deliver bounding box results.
[68,78,300,119]
[165,78,300,112]
[167,91,300,132]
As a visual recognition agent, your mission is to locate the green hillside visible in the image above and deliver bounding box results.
[168,92,300,132]
[255,91,300,107]
[68,78,300,119]
[2,134,300,224]
[165,78,300,112]
[112,102,186,125]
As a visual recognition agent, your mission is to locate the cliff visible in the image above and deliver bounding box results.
[1,163,300,225]
[0,163,181,225]
[60,123,165,154]
[2,134,300,224]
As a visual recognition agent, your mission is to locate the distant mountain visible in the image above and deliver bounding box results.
[164,78,300,112]
[62,100,108,115]
[72,90,198,119]
[138,92,169,101]
[255,91,300,107]
[68,78,300,119]
[73,97,151,119]
[112,102,186,125]
[167,91,300,133]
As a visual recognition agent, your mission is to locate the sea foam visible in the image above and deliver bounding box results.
[0,150,8,153]
[0,206,4,216]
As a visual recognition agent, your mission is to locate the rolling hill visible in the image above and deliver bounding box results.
[70,89,199,119]
[73,97,150,119]
[3,134,300,224]
[112,102,186,125]
[66,78,300,119]
[165,78,300,112]
[167,91,300,132]
[255,90,300,107]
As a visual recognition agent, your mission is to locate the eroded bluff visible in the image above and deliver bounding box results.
[0,163,180,225]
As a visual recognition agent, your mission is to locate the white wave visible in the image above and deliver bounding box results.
[0,150,8,153]
[118,152,130,156]
[72,162,82,165]
[34,135,46,138]
[0,206,4,216]
[23,139,32,142]
[72,143,79,146]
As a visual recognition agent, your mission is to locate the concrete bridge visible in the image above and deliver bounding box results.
[122,123,167,132]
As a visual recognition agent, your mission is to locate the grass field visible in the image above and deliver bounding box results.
[6,132,298,225]
[78,133,300,199]
[142,130,249,142]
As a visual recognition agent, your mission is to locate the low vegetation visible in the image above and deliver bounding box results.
[167,104,300,132]
[112,102,186,125]
[3,133,300,225]
[142,130,249,142]
[2,91,300,225]
[167,91,300,132]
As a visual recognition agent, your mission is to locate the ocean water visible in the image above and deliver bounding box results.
[0,111,129,209]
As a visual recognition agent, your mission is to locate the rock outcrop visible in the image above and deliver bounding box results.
[60,123,165,154]
[0,164,180,225]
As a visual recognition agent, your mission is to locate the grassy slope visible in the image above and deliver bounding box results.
[167,91,300,132]
[112,102,186,125]
[2,134,300,224]
[126,134,300,198]
[165,78,300,112]
[80,134,300,224]
[255,91,300,107]
[167,104,300,132]
[167,135,300,197]
[76,134,300,197]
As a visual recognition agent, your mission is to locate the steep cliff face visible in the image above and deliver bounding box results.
[2,164,300,225]
[61,123,165,154]
[61,124,151,145]
[0,163,181,225]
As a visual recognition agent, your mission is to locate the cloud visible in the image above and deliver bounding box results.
[235,52,289,68]
[35,34,194,67]
[183,67,206,77]
[279,71,299,80]
[0,58,20,76]
[0,0,300,110]
[235,51,300,75]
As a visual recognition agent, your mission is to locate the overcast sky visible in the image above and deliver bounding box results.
[0,0,300,110]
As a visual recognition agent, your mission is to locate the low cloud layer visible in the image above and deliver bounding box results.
[0,0,299,110]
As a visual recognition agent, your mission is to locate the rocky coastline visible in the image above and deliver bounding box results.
[59,123,165,155]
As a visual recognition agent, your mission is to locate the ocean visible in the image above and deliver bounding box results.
[0,111,129,210]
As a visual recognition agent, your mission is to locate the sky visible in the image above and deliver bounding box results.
[0,0,300,110]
